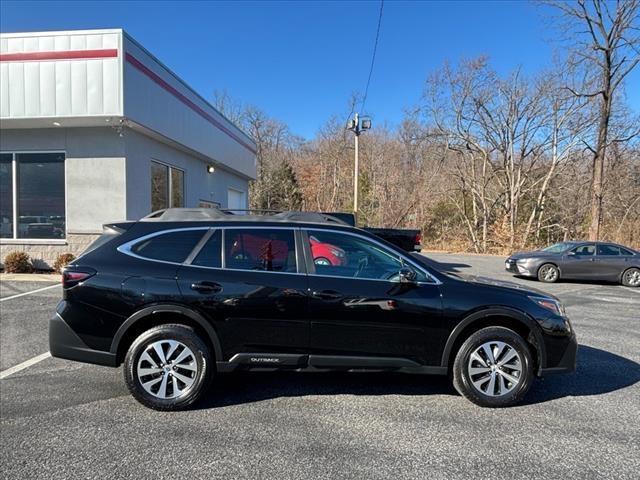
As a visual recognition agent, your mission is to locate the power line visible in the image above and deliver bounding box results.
[360,0,384,113]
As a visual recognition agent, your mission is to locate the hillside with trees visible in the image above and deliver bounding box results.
[216,0,639,254]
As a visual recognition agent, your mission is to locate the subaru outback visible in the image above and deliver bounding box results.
[49,209,577,410]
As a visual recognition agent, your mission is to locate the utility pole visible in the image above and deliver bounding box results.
[347,113,371,222]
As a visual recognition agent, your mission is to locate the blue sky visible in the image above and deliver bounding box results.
[2,0,638,139]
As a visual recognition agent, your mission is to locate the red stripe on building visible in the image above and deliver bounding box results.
[0,49,118,62]
[125,52,256,155]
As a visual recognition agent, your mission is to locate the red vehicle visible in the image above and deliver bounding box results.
[309,235,346,266]
[228,233,346,270]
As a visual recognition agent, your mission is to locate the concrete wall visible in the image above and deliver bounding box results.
[0,127,127,233]
[0,127,125,268]
[124,127,248,220]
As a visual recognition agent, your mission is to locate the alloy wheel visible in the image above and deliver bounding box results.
[468,341,522,397]
[136,339,198,399]
[624,268,640,287]
[539,265,558,282]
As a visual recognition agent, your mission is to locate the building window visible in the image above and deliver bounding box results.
[151,161,184,212]
[0,154,13,239]
[0,152,66,240]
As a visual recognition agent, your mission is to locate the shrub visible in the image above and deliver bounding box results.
[53,253,76,274]
[3,251,33,273]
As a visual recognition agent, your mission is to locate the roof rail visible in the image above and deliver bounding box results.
[142,208,229,221]
[140,208,349,226]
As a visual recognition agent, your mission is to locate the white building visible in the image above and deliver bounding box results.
[0,29,256,268]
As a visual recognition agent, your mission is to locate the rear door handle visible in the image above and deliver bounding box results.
[312,290,343,301]
[191,281,222,293]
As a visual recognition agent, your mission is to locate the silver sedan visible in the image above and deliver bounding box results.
[505,241,640,287]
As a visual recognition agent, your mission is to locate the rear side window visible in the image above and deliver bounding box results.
[132,230,205,263]
[224,229,296,272]
[597,244,622,256]
[192,230,222,268]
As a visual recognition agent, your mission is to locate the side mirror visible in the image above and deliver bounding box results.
[398,267,417,284]
[567,251,576,256]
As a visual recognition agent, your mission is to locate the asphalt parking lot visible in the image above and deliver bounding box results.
[1,253,639,480]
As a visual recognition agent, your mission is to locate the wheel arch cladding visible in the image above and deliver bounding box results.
[111,305,223,365]
[441,308,546,373]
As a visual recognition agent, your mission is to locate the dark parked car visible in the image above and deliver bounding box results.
[322,212,422,253]
[50,208,576,410]
[505,241,640,287]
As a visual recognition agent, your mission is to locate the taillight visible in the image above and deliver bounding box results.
[415,233,422,245]
[62,268,96,288]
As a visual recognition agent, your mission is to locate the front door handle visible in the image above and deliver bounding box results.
[312,289,343,301]
[191,281,222,293]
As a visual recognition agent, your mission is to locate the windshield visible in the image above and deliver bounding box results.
[542,242,572,253]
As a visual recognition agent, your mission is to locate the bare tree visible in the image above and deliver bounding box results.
[546,0,640,240]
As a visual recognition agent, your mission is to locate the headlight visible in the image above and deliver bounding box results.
[330,248,345,258]
[529,296,566,316]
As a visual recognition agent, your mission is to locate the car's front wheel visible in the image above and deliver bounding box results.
[452,326,534,408]
[124,324,213,410]
[537,263,559,283]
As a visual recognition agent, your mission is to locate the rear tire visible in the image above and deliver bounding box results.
[452,327,534,408]
[124,324,213,411]
[537,263,559,283]
[621,267,640,287]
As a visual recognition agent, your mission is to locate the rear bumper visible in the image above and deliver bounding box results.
[49,314,117,367]
[541,332,577,375]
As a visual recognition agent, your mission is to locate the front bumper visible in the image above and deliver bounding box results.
[540,331,577,375]
[505,259,535,276]
[49,314,117,367]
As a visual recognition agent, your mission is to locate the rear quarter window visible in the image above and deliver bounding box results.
[131,230,205,263]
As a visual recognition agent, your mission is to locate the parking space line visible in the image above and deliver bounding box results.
[0,284,60,302]
[0,352,51,380]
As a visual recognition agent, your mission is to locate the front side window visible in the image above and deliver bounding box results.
[597,244,621,256]
[131,230,205,263]
[151,161,184,212]
[542,242,572,253]
[572,244,595,256]
[224,229,296,272]
[307,230,427,282]
[0,152,66,239]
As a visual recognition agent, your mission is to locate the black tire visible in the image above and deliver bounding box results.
[537,263,559,283]
[452,326,534,408]
[621,267,640,287]
[124,324,213,411]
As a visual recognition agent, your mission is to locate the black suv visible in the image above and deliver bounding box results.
[50,209,576,410]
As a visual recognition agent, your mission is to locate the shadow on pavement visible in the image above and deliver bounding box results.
[197,371,454,410]
[524,345,640,404]
[514,275,627,288]
[197,345,639,409]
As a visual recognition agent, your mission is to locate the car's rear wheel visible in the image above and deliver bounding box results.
[124,324,213,411]
[452,326,534,408]
[621,267,640,287]
[537,263,559,283]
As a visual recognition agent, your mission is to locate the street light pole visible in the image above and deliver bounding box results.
[347,112,371,223]
[353,113,360,217]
